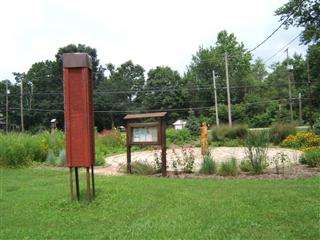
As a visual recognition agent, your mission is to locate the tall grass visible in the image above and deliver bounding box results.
[269,122,297,145]
[218,158,239,176]
[211,124,248,141]
[0,133,49,167]
[95,130,126,165]
[0,130,125,167]
[166,128,194,146]
[245,131,269,174]
[199,153,216,174]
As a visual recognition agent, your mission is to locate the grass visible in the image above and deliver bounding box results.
[1,168,320,239]
[218,158,239,176]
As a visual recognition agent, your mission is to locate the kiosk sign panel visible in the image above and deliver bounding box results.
[127,122,161,145]
[133,126,158,143]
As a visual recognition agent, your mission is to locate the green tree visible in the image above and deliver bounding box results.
[95,61,145,130]
[187,30,252,107]
[275,0,320,44]
[25,60,63,129]
[185,110,200,135]
[55,44,105,88]
[143,66,186,122]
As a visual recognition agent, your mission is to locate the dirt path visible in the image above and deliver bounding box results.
[94,147,302,176]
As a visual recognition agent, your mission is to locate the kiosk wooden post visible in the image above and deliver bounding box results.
[63,53,95,202]
[124,112,167,177]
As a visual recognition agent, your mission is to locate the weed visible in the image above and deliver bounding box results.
[153,152,162,173]
[218,158,239,176]
[211,124,248,142]
[300,148,320,167]
[271,152,290,174]
[131,161,156,175]
[199,152,216,174]
[166,128,194,146]
[182,148,195,173]
[239,160,252,172]
[245,131,269,174]
[270,123,297,145]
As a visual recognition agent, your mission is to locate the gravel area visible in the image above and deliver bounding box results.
[94,147,303,176]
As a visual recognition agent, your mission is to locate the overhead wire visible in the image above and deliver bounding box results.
[264,33,302,64]
[248,0,305,53]
[2,97,311,115]
[0,81,317,97]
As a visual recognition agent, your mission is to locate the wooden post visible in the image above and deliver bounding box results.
[212,70,219,126]
[127,145,132,174]
[298,93,302,124]
[161,119,167,177]
[91,165,95,199]
[63,53,95,202]
[225,53,232,127]
[86,167,91,201]
[5,81,9,133]
[20,77,24,132]
[75,167,80,201]
[69,168,74,202]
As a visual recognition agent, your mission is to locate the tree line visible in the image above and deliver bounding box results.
[0,0,319,132]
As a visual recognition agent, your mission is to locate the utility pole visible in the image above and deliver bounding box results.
[298,93,302,124]
[29,83,33,110]
[285,48,293,122]
[5,81,9,133]
[20,78,24,132]
[224,53,232,127]
[307,61,314,127]
[212,70,219,126]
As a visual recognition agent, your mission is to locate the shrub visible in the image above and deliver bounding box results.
[239,160,252,172]
[269,123,297,145]
[300,148,320,167]
[95,130,126,165]
[166,128,193,146]
[130,161,156,175]
[245,131,269,174]
[171,149,182,174]
[153,152,162,173]
[95,144,108,166]
[222,139,243,147]
[45,149,66,166]
[199,153,216,174]
[211,124,248,142]
[249,112,273,128]
[218,158,239,176]
[281,132,320,149]
[46,150,56,166]
[185,110,200,135]
[41,131,65,157]
[58,149,66,166]
[313,116,320,135]
[170,148,195,173]
[182,148,195,173]
[270,152,290,174]
[0,133,48,167]
[210,139,243,147]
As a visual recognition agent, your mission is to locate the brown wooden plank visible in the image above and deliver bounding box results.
[124,112,167,120]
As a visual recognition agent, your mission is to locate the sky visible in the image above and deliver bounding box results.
[0,0,307,81]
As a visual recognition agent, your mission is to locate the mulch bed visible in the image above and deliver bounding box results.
[156,164,320,180]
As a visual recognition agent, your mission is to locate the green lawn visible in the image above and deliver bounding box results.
[1,168,319,240]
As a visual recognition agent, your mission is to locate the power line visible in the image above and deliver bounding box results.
[4,97,310,115]
[0,81,318,98]
[264,33,302,64]
[248,0,305,52]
